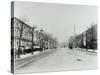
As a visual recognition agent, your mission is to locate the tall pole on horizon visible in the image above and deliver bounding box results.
[74,24,76,37]
[73,24,76,47]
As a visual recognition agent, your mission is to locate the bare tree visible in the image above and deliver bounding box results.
[16,17,31,58]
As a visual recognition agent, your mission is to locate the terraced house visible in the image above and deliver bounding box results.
[11,17,33,57]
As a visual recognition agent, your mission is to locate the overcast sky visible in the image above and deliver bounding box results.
[14,1,98,43]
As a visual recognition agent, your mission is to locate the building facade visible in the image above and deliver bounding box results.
[11,17,33,53]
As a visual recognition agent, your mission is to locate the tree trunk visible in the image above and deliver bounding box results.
[31,27,35,54]
[18,23,23,58]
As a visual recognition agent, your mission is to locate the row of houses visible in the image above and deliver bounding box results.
[11,17,33,51]
[68,24,97,50]
[11,17,58,58]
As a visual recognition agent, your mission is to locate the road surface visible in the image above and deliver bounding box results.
[15,48,97,73]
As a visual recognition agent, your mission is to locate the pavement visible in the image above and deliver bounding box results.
[14,49,57,70]
[14,48,98,74]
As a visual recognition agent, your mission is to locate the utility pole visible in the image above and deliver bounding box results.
[73,24,76,47]
[74,24,76,37]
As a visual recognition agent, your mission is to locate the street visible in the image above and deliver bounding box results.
[15,48,97,73]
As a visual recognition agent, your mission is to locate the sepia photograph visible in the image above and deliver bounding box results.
[11,1,98,74]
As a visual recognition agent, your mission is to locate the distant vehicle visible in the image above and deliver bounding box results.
[69,43,73,49]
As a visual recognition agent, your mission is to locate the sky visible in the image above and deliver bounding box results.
[14,1,98,43]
